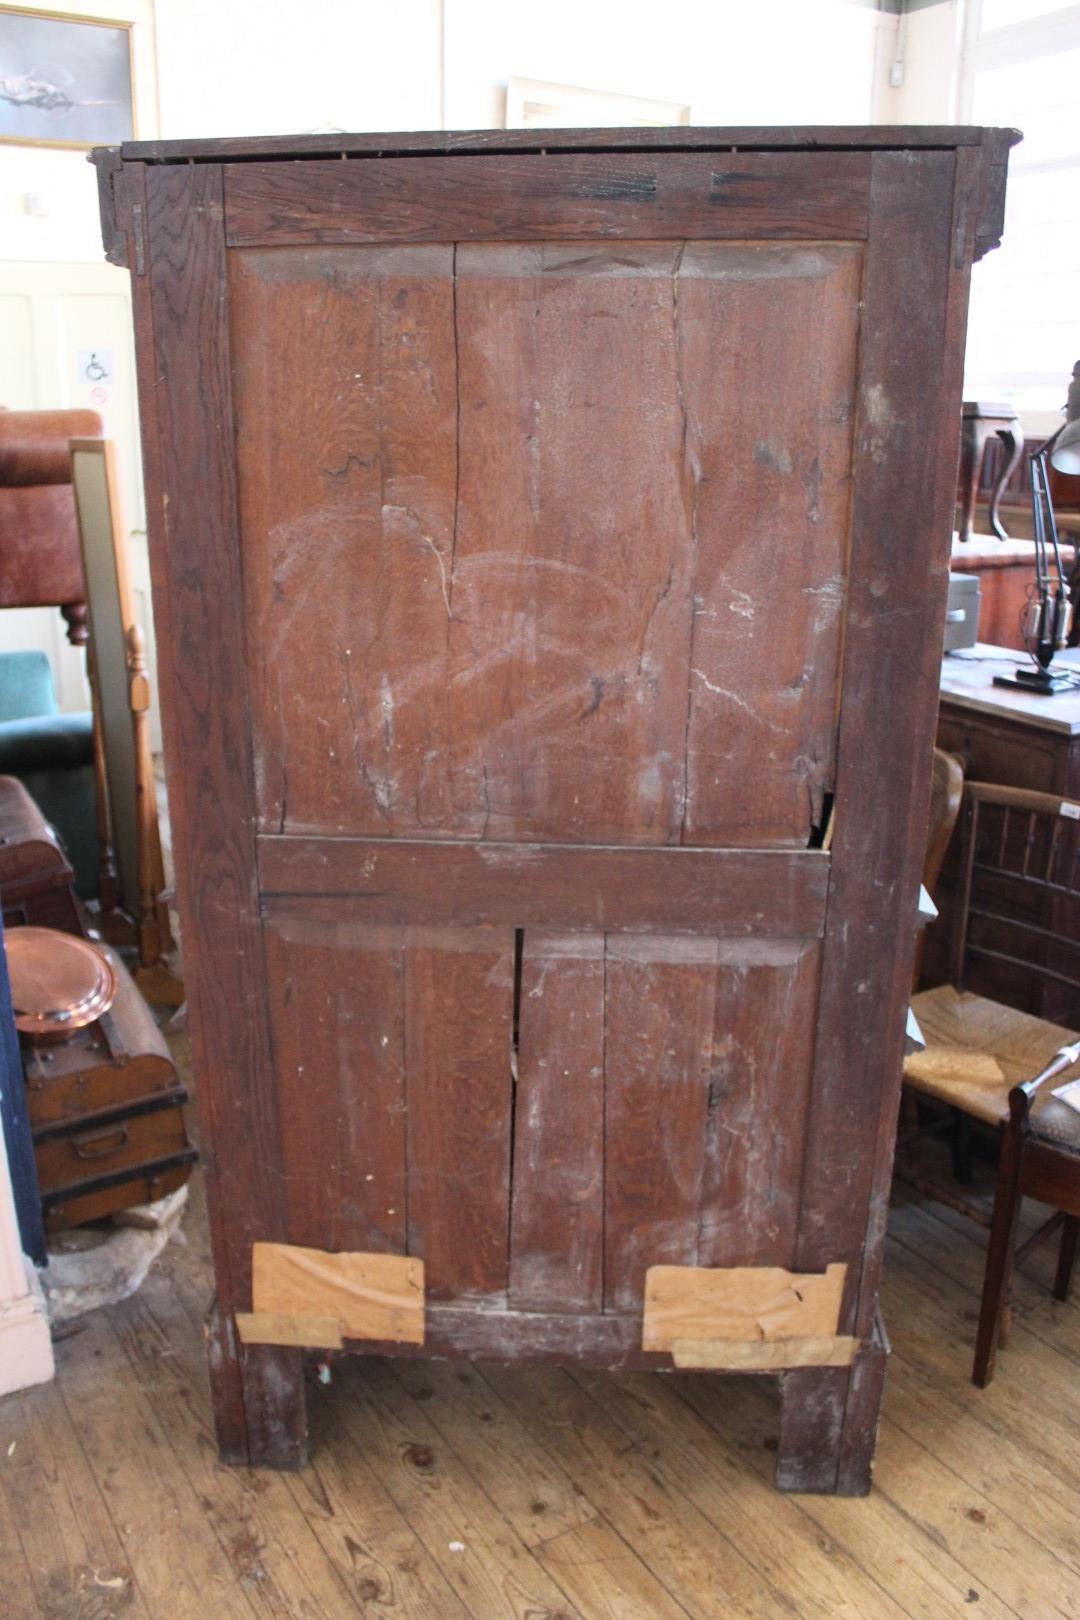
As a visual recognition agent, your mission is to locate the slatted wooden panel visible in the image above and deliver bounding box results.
[231,239,860,849]
[262,906,821,1318]
[264,912,516,1304]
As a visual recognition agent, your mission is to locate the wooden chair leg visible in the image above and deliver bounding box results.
[973,1124,1025,1388]
[1054,1215,1079,1303]
[951,1109,973,1184]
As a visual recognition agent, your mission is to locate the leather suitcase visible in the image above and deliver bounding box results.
[22,942,196,1230]
[0,774,83,934]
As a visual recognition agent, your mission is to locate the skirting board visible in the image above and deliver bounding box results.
[0,1257,54,1396]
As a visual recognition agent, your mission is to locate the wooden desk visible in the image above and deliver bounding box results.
[933,646,1080,1017]
[937,645,1080,798]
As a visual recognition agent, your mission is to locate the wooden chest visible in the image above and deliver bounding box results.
[22,943,195,1230]
[0,774,82,935]
[95,124,1013,1492]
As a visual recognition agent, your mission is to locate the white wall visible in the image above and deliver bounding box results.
[152,0,441,139]
[444,0,885,130]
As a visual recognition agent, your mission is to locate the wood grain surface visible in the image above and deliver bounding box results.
[233,238,858,849]
[140,160,305,1466]
[224,152,870,246]
[258,839,829,933]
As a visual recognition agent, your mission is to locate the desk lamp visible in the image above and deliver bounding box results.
[994,373,1080,696]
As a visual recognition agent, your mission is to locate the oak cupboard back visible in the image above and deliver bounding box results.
[94,125,1013,1492]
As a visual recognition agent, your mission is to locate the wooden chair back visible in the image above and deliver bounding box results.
[952,781,1080,1013]
[924,749,964,896]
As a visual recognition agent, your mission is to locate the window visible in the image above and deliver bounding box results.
[961,1,1080,427]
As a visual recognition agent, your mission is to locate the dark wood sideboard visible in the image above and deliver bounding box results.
[94,123,1014,1493]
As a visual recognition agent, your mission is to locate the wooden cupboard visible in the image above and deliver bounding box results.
[94,124,1014,1492]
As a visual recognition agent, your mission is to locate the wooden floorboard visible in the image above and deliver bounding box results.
[2,1136,1079,1617]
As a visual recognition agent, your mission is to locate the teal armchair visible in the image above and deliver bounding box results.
[0,650,97,897]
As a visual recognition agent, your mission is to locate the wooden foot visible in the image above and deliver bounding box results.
[776,1315,888,1495]
[206,1303,308,1468]
[133,957,186,1009]
[973,1122,1024,1388]
[1054,1215,1078,1304]
[776,1364,848,1493]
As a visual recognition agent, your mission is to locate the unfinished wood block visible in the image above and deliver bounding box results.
[251,1243,424,1345]
[642,1262,846,1353]
[235,1311,344,1350]
[671,1334,859,1370]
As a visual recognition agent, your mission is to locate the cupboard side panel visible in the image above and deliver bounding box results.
[141,162,301,1460]
[795,150,963,1329]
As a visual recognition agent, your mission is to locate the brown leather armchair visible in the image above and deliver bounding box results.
[0,406,104,645]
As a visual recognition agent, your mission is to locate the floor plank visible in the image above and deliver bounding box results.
[3,1111,1079,1618]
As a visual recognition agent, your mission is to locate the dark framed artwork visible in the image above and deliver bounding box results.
[0,7,134,148]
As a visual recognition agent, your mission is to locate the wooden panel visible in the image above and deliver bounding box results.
[262,915,408,1255]
[141,160,305,1464]
[642,1262,847,1351]
[509,932,605,1314]
[251,1242,424,1343]
[235,239,857,849]
[225,152,871,247]
[258,839,830,935]
[696,942,822,1268]
[403,926,515,1301]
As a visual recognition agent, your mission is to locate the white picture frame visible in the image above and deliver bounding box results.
[505,76,690,130]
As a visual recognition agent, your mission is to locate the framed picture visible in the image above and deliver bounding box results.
[0,6,134,149]
[505,76,690,131]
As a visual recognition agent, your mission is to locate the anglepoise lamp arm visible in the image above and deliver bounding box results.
[993,406,1080,696]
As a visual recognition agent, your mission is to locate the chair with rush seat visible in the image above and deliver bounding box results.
[904,780,1080,1386]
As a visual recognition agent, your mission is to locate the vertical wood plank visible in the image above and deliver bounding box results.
[509,931,605,1313]
[602,935,717,1312]
[228,245,459,838]
[677,244,860,845]
[142,161,303,1464]
[696,942,822,1269]
[403,926,515,1300]
[263,915,408,1256]
[444,243,694,846]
